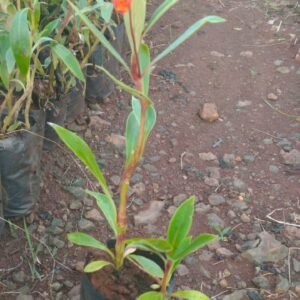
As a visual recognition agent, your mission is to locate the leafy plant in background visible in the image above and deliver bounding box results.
[51,0,225,299]
[0,0,84,134]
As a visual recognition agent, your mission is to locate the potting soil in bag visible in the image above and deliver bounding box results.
[0,110,45,218]
[85,23,126,104]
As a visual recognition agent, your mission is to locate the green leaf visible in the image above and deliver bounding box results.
[52,43,85,81]
[173,234,217,260]
[6,48,16,74]
[39,19,61,38]
[152,16,226,66]
[124,0,146,54]
[125,111,139,162]
[68,232,114,258]
[167,196,194,250]
[139,43,151,95]
[126,238,172,253]
[84,260,112,273]
[86,191,118,236]
[0,32,10,88]
[171,290,209,300]
[170,236,192,260]
[10,8,32,78]
[144,0,179,35]
[129,254,164,279]
[49,124,111,197]
[68,0,129,72]
[137,291,165,300]
[145,105,156,138]
[100,2,113,23]
[132,97,141,124]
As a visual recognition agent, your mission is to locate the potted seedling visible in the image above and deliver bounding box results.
[51,0,225,298]
[0,0,84,228]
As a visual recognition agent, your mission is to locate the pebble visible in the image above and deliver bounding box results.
[210,51,225,57]
[199,152,217,161]
[173,194,188,206]
[110,175,120,186]
[199,250,214,262]
[263,138,273,145]
[221,154,236,168]
[134,201,164,225]
[240,51,253,57]
[252,276,270,289]
[281,149,300,166]
[78,219,94,231]
[85,209,104,222]
[69,200,82,210]
[276,275,290,293]
[269,165,279,174]
[51,282,62,292]
[276,66,290,74]
[68,284,80,299]
[13,271,26,283]
[199,103,219,122]
[227,210,236,219]
[219,278,229,288]
[295,285,300,296]
[267,93,278,101]
[177,264,190,276]
[240,213,251,223]
[169,157,177,163]
[143,164,158,173]
[208,194,225,206]
[274,59,283,66]
[243,154,255,163]
[207,213,225,227]
[237,100,252,108]
[292,258,300,272]
[216,247,234,258]
[204,177,219,187]
[105,134,125,150]
[233,178,247,192]
[132,182,146,196]
[195,203,211,214]
[16,296,33,300]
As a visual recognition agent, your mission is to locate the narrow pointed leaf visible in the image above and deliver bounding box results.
[49,124,110,197]
[124,0,146,53]
[52,43,85,81]
[68,0,129,72]
[84,260,112,273]
[170,236,192,259]
[39,19,61,38]
[167,196,194,249]
[171,290,209,300]
[126,238,172,253]
[132,97,141,124]
[144,0,179,34]
[125,111,139,162]
[152,16,226,66]
[10,9,31,78]
[139,43,151,95]
[129,254,164,279]
[145,105,156,138]
[86,191,117,235]
[0,32,10,88]
[68,232,114,258]
[173,234,217,260]
[137,291,164,300]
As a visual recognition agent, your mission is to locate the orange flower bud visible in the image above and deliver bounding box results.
[112,0,132,14]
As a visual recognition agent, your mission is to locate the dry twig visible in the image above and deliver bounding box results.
[266,208,300,228]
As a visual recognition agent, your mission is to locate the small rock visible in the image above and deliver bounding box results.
[207,213,225,227]
[221,154,236,168]
[78,219,95,231]
[169,157,177,163]
[110,175,120,186]
[85,209,104,222]
[216,247,234,258]
[13,271,26,283]
[223,290,247,300]
[237,100,252,108]
[204,177,219,187]
[173,194,188,206]
[233,178,247,192]
[267,93,278,101]
[199,152,217,161]
[269,165,279,174]
[16,296,33,300]
[219,278,229,288]
[243,155,255,163]
[69,200,82,210]
[252,276,270,289]
[177,264,189,276]
[199,103,219,122]
[75,261,85,272]
[242,232,288,263]
[134,201,164,225]
[208,194,225,206]
[199,266,211,279]
[281,149,300,166]
[227,210,236,219]
[276,66,290,74]
[132,182,146,196]
[51,282,62,292]
[246,290,264,300]
[89,116,111,129]
[206,167,220,179]
[64,280,74,288]
[52,237,65,249]
[275,275,290,293]
[240,51,253,57]
[195,203,211,214]
[106,134,125,150]
[240,213,251,223]
[283,225,300,240]
[293,258,300,272]
[143,164,158,173]
[274,59,283,66]
[210,51,225,57]
[68,284,80,299]
[199,250,214,262]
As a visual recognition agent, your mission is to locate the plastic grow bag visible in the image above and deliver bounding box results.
[0,110,45,218]
[85,23,126,104]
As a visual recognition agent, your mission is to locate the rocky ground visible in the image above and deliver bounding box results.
[1,0,300,299]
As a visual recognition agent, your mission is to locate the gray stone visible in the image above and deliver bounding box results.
[78,219,94,231]
[242,232,288,263]
[64,186,85,199]
[263,138,273,145]
[221,154,236,168]
[269,165,279,174]
[267,93,278,101]
[227,199,248,210]
[143,164,158,173]
[173,194,188,206]
[134,201,164,225]
[16,295,33,300]
[52,237,65,249]
[237,100,252,108]
[274,60,283,66]
[208,194,225,206]
[199,250,214,262]
[243,155,256,163]
[223,290,247,300]
[177,264,190,276]
[283,225,300,240]
[13,271,26,283]
[110,175,120,186]
[132,182,146,196]
[252,276,270,289]
[204,177,219,187]
[195,203,211,214]
[132,173,143,183]
[68,284,80,299]
[51,282,62,292]
[69,200,82,210]
[293,258,300,272]
[281,149,300,166]
[206,167,220,179]
[233,178,247,192]
[199,103,219,122]
[276,66,290,74]
[199,266,211,279]
[85,209,104,222]
[216,247,234,258]
[276,275,290,293]
[207,213,225,227]
[240,213,251,223]
[64,280,73,288]
[199,152,217,161]
[246,290,264,300]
